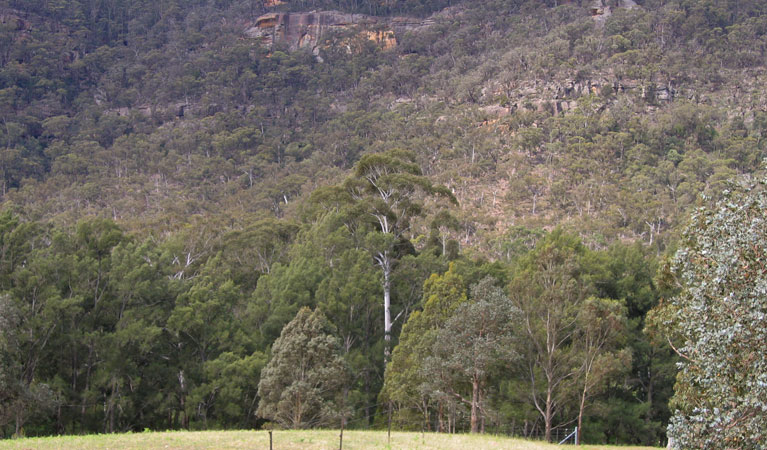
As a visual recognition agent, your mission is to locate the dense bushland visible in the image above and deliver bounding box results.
[2,0,767,444]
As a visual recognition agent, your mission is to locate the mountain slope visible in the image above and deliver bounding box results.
[2,0,766,253]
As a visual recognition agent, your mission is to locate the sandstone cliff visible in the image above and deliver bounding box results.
[244,10,432,52]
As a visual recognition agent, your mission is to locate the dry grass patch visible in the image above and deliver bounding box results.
[0,430,662,450]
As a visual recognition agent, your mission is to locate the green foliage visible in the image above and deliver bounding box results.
[316,245,383,425]
[508,229,590,441]
[652,176,767,448]
[590,243,675,446]
[572,297,631,444]
[249,255,327,347]
[380,263,467,429]
[348,148,456,237]
[193,351,267,428]
[340,148,456,361]
[0,293,58,437]
[0,213,263,435]
[425,277,520,433]
[1,0,766,444]
[256,307,348,429]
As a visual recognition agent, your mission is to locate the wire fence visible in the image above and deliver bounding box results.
[259,400,579,449]
[263,424,578,450]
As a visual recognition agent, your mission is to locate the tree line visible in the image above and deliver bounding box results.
[1,150,675,445]
[257,167,767,448]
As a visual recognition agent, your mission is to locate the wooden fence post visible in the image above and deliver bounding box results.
[387,402,392,447]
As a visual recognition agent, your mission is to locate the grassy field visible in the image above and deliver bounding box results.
[0,430,662,450]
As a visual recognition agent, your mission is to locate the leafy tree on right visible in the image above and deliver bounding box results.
[651,176,767,448]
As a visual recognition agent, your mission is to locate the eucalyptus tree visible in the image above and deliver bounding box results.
[166,255,248,428]
[430,209,461,258]
[0,293,58,437]
[344,149,455,361]
[572,297,630,444]
[380,264,467,430]
[651,176,767,449]
[425,277,520,433]
[315,247,382,423]
[508,229,590,442]
[593,243,674,446]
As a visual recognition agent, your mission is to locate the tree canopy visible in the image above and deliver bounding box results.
[651,177,767,448]
[256,307,348,429]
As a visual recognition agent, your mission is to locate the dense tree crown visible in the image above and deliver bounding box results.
[651,176,767,448]
[256,307,347,429]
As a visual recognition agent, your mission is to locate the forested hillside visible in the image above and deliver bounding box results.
[1,0,766,444]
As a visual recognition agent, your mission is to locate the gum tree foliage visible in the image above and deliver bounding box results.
[166,255,251,429]
[424,277,520,434]
[595,243,675,446]
[379,264,467,430]
[0,294,58,437]
[572,296,630,445]
[256,307,348,429]
[653,177,767,449]
[508,229,590,443]
[343,149,455,361]
[0,216,66,436]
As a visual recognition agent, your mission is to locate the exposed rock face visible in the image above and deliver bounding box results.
[245,11,431,51]
[481,74,678,119]
[589,0,637,24]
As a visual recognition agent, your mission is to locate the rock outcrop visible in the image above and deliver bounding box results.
[589,0,638,24]
[482,74,678,119]
[245,11,432,52]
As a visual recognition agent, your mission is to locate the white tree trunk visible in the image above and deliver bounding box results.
[383,251,392,362]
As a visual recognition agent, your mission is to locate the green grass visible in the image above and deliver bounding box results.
[0,430,662,450]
